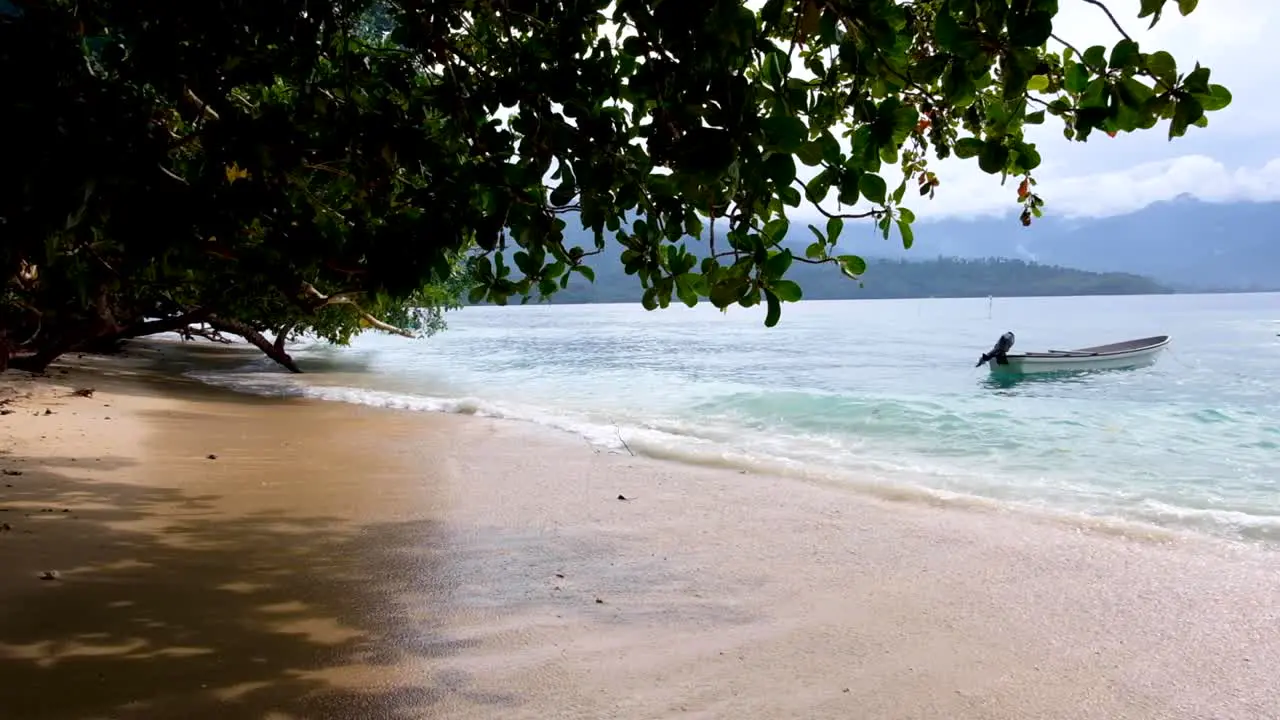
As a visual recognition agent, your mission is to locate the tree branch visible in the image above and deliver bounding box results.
[115,307,214,340]
[1078,0,1133,42]
[1049,33,1086,65]
[300,282,416,337]
[178,325,234,344]
[209,317,302,373]
[790,179,886,221]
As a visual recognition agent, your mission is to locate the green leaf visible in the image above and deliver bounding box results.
[1007,11,1052,48]
[1083,45,1107,69]
[826,216,844,245]
[1026,75,1049,92]
[675,277,699,308]
[621,36,646,57]
[1177,0,1198,15]
[837,254,866,277]
[933,10,977,56]
[1169,96,1204,139]
[761,116,808,153]
[859,173,887,204]
[1199,84,1232,111]
[1110,39,1140,70]
[897,219,915,249]
[898,207,916,223]
[978,141,1010,174]
[763,218,790,243]
[1026,110,1046,125]
[1183,66,1211,95]
[760,0,785,26]
[818,132,843,164]
[771,279,802,302]
[763,288,782,327]
[1013,143,1042,172]
[764,153,797,187]
[549,181,576,207]
[1139,0,1166,23]
[641,287,658,311]
[934,10,960,51]
[467,286,488,304]
[1065,62,1089,94]
[779,186,803,207]
[710,280,742,308]
[764,248,793,277]
[805,241,825,260]
[573,265,595,282]
[1146,51,1177,86]
[762,51,785,88]
[796,141,825,166]
[805,169,835,203]
[954,137,984,159]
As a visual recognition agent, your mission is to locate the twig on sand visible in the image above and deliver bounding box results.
[613,425,634,456]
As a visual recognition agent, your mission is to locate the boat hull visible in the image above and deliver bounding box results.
[987,336,1170,375]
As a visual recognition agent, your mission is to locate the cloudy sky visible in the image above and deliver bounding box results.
[903,0,1279,221]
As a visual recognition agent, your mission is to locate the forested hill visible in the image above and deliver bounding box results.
[537,256,1170,305]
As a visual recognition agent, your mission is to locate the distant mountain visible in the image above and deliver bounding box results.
[537,255,1167,304]
[856,196,1280,291]
[484,196,1275,306]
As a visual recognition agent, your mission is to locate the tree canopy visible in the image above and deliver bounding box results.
[0,0,1230,371]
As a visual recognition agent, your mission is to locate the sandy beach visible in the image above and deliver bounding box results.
[2,348,1279,719]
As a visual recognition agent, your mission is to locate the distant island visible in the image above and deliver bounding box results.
[529,256,1170,305]
[843,196,1280,293]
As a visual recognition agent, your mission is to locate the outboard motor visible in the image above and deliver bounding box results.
[976,331,1015,367]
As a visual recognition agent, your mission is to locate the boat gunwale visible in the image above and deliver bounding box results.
[1003,335,1170,361]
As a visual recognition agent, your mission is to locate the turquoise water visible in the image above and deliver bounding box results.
[188,293,1280,544]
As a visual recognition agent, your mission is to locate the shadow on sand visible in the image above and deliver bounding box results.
[0,354,524,719]
[0,450,524,719]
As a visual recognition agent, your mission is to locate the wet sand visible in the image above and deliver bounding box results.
[1,352,1279,719]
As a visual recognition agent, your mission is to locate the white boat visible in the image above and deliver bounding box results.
[976,332,1170,375]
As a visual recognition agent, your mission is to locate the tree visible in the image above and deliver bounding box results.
[0,0,1229,372]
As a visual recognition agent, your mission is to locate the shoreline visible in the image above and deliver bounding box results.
[176,337,1276,552]
[3,351,1280,718]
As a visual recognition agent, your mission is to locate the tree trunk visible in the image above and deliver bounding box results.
[209,317,303,373]
[9,331,80,374]
[10,286,123,373]
[273,323,295,355]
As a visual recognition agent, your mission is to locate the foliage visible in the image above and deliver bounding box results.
[0,0,1228,370]
[540,253,1171,303]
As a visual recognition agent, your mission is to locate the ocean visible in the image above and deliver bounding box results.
[185,292,1280,545]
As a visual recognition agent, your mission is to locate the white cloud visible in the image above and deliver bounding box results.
[985,0,1280,217]
[792,0,1280,223]
[562,1,1278,225]
[896,154,1280,222]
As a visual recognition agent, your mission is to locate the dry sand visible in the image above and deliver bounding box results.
[1,351,1279,719]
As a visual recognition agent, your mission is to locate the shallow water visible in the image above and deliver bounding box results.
[186,292,1280,544]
